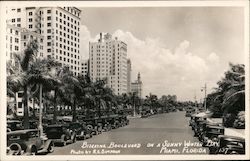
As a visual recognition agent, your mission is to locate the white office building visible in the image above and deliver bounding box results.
[6,7,81,76]
[89,33,128,95]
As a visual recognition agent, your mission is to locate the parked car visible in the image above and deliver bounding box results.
[185,108,195,117]
[210,135,245,154]
[68,122,92,140]
[44,124,76,146]
[7,129,54,155]
[193,119,206,137]
[201,125,224,147]
[7,120,23,132]
[141,111,149,118]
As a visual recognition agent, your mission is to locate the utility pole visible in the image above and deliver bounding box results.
[201,83,207,111]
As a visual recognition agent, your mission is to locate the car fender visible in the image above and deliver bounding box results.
[8,143,22,155]
[43,139,53,150]
[61,134,66,141]
[26,144,37,154]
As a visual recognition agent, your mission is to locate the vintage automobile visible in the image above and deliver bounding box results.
[7,120,23,132]
[193,119,207,137]
[209,135,245,154]
[68,122,92,140]
[7,129,54,155]
[100,116,112,132]
[84,117,101,135]
[141,111,149,118]
[109,115,120,129]
[201,125,224,147]
[44,124,76,146]
[185,108,195,117]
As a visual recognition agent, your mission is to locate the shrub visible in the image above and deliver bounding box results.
[233,111,245,129]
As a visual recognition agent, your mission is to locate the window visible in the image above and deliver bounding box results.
[15,31,18,35]
[29,24,33,28]
[17,18,21,22]
[11,19,15,23]
[47,49,51,52]
[15,46,19,51]
[56,10,58,14]
[17,8,21,12]
[47,10,51,14]
[15,38,19,43]
[10,37,12,43]
[47,36,51,40]
[47,42,51,46]
[47,29,51,33]
[47,16,51,20]
[29,12,33,16]
[47,23,51,27]
[17,24,21,27]
[28,18,32,22]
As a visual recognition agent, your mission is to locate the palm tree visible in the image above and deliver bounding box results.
[8,40,38,129]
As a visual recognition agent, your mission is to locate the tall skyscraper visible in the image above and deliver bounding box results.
[6,7,81,76]
[89,33,128,95]
[131,72,143,98]
[127,59,132,94]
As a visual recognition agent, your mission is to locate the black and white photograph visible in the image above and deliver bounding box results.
[0,0,249,160]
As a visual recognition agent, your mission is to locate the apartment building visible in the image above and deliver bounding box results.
[6,7,81,76]
[6,24,44,66]
[89,33,128,95]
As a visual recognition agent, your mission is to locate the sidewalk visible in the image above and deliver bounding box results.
[224,127,245,138]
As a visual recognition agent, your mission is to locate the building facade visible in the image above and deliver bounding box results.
[131,72,143,98]
[6,7,81,76]
[80,59,89,76]
[89,33,128,95]
[127,59,132,94]
[6,24,44,66]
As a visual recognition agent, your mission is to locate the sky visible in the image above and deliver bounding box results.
[79,7,245,101]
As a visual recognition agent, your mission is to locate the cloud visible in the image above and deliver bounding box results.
[80,25,92,60]
[80,25,221,101]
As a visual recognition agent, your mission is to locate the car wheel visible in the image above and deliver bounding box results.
[72,135,76,143]
[61,135,67,146]
[8,143,22,155]
[30,146,37,155]
[47,142,54,153]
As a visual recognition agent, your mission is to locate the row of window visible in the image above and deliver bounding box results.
[55,21,80,31]
[55,49,79,59]
[55,16,80,26]
[9,45,19,51]
[9,28,19,35]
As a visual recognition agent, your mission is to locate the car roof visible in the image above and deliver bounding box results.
[7,120,22,123]
[219,135,245,141]
[46,124,67,127]
[7,129,38,135]
[207,125,224,129]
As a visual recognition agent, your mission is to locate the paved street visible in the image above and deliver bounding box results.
[50,111,208,155]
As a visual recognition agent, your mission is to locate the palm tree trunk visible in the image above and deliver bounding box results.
[38,84,43,137]
[23,85,29,129]
[72,98,77,122]
[53,89,57,123]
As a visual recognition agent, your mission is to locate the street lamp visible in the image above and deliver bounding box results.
[201,83,207,111]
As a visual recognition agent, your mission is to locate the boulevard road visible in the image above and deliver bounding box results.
[49,111,208,155]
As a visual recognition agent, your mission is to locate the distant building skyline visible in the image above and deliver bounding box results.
[131,72,143,98]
